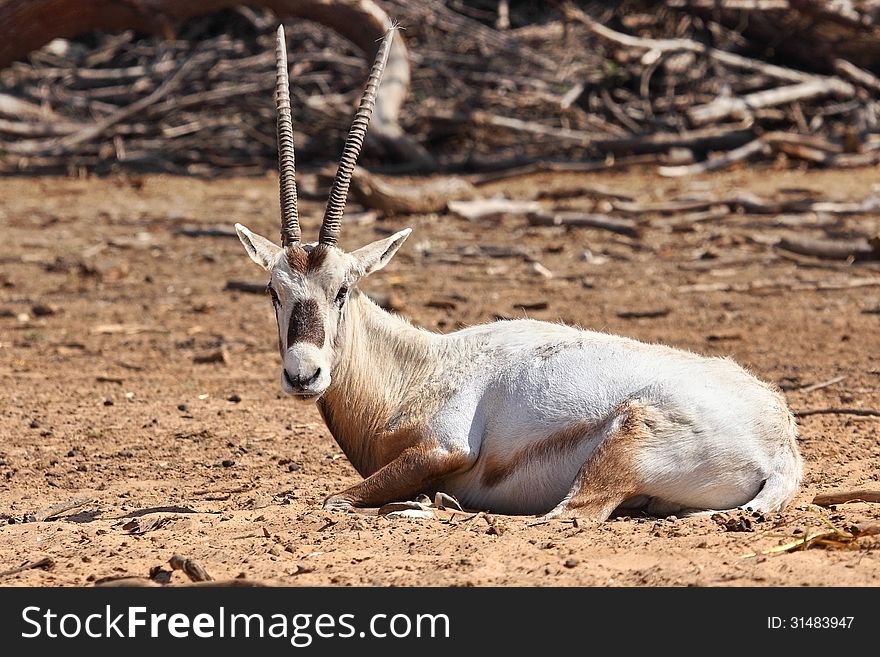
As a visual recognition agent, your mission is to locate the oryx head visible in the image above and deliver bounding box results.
[236,25,410,400]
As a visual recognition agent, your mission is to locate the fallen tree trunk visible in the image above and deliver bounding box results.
[0,0,432,165]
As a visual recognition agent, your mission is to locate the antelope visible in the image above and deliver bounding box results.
[232,25,803,521]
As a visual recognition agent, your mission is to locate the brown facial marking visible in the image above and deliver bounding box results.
[285,244,330,274]
[481,419,600,488]
[287,298,325,347]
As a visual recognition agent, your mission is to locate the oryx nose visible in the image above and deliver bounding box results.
[284,367,321,389]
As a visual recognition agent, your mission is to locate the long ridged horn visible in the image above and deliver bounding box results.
[319,26,395,246]
[275,25,300,246]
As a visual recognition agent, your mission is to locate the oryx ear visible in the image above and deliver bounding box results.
[235,223,282,270]
[349,228,412,279]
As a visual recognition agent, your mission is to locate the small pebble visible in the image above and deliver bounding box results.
[103,398,114,406]
[563,558,579,568]
[221,459,235,468]
[227,393,241,403]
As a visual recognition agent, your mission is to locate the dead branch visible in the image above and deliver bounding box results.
[658,137,768,176]
[799,375,847,393]
[350,166,478,214]
[775,235,879,260]
[447,198,542,221]
[833,59,880,93]
[527,211,641,237]
[0,557,54,579]
[36,496,92,521]
[688,78,855,126]
[225,280,266,294]
[812,490,880,506]
[795,407,880,418]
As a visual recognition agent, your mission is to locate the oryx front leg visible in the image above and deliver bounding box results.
[543,402,650,523]
[323,443,469,512]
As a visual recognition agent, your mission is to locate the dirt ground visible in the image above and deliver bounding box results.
[1,164,878,587]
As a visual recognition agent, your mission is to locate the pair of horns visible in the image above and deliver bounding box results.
[275,24,395,247]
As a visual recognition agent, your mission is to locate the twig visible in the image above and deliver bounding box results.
[527,211,641,238]
[430,109,598,144]
[225,280,266,294]
[795,407,880,418]
[36,496,92,521]
[465,156,661,185]
[175,225,238,238]
[688,79,854,126]
[812,490,880,506]
[775,235,878,260]
[658,137,767,176]
[799,375,847,393]
[0,557,54,579]
[679,277,880,293]
[594,125,754,155]
[833,59,880,94]
[447,198,542,221]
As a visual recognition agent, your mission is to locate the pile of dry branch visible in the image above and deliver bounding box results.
[0,0,879,175]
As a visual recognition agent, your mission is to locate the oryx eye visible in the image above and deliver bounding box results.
[267,285,280,306]
[334,285,349,307]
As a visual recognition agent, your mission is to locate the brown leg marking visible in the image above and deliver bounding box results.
[323,443,469,512]
[542,402,651,522]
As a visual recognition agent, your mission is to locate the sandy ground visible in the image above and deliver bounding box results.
[1,164,878,587]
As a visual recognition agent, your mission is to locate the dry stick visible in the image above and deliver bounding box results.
[225,280,265,294]
[0,118,81,137]
[657,205,732,228]
[594,124,754,155]
[612,198,719,215]
[36,496,92,522]
[688,78,855,126]
[799,375,847,393]
[351,166,477,214]
[599,88,641,134]
[465,155,661,185]
[678,277,880,293]
[447,198,542,221]
[527,211,641,238]
[812,490,880,506]
[833,59,880,93]
[0,557,54,579]
[174,225,238,238]
[666,1,789,9]
[658,137,767,177]
[775,235,878,260]
[0,92,71,121]
[429,109,598,144]
[795,407,880,418]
